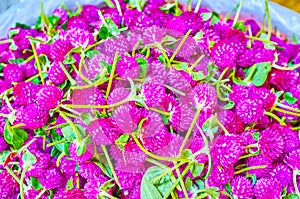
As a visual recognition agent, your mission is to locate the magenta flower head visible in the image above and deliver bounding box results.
[19,59,38,78]
[67,28,95,49]
[78,161,108,180]
[268,69,299,92]
[48,62,69,85]
[207,165,235,187]
[52,8,68,26]
[249,86,276,111]
[0,170,20,199]
[80,5,100,24]
[84,178,109,199]
[141,81,166,107]
[120,185,141,199]
[67,15,89,30]
[254,178,282,199]
[39,165,64,189]
[116,55,140,80]
[230,176,254,199]
[115,170,143,190]
[228,84,249,104]
[281,126,300,153]
[193,83,218,112]
[246,154,273,178]
[235,98,264,124]
[211,135,245,168]
[60,156,77,176]
[270,164,292,187]
[236,48,255,68]
[218,110,245,134]
[50,38,73,62]
[284,149,300,170]
[13,82,40,106]
[3,63,25,83]
[36,85,63,110]
[54,188,85,199]
[68,142,93,163]
[25,187,48,199]
[258,125,285,161]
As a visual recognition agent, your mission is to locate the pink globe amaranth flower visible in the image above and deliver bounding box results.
[236,48,255,68]
[67,28,95,49]
[60,156,77,176]
[115,55,140,80]
[68,142,93,163]
[246,154,273,178]
[19,59,38,78]
[0,136,9,152]
[166,69,193,95]
[141,81,166,107]
[244,19,261,36]
[12,28,39,51]
[25,187,49,199]
[36,85,63,110]
[0,170,20,199]
[235,98,264,124]
[54,188,85,199]
[207,165,235,187]
[254,178,282,199]
[155,134,184,159]
[211,135,245,168]
[268,69,299,92]
[218,110,245,134]
[147,61,168,84]
[67,15,89,30]
[0,79,11,94]
[249,86,276,111]
[115,170,143,190]
[240,129,259,146]
[80,5,100,24]
[84,178,109,199]
[87,118,121,145]
[188,134,208,164]
[193,83,218,112]
[253,42,275,64]
[50,38,73,62]
[101,7,122,26]
[13,82,40,106]
[3,63,25,83]
[120,185,141,199]
[39,166,64,189]
[228,84,249,104]
[230,176,254,199]
[281,126,300,153]
[141,110,164,137]
[258,125,285,161]
[52,8,68,26]
[270,164,292,187]
[78,161,108,181]
[141,26,167,46]
[15,103,49,130]
[284,149,300,170]
[48,62,69,85]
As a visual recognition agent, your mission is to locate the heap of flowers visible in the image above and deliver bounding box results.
[0,0,300,198]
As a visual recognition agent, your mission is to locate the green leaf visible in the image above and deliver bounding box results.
[286,194,300,199]
[141,166,172,198]
[80,112,94,126]
[50,147,60,157]
[125,0,147,12]
[136,58,149,78]
[161,35,180,50]
[284,92,298,105]
[292,34,300,44]
[100,60,112,74]
[99,27,110,39]
[9,42,17,51]
[8,58,25,64]
[61,124,86,141]
[173,62,189,71]
[201,12,212,21]
[185,177,193,191]
[8,29,20,38]
[252,132,260,141]
[224,183,232,194]
[86,50,100,59]
[194,31,204,41]
[275,90,284,98]
[12,128,28,150]
[48,15,60,26]
[223,101,235,110]
[63,54,76,65]
[4,123,13,145]
[22,150,37,166]
[157,55,165,64]
[76,143,86,156]
[102,18,120,37]
[195,179,205,189]
[192,71,206,81]
[233,21,247,32]
[64,142,71,156]
[115,134,130,150]
[34,16,43,30]
[202,116,219,135]
[250,62,272,87]
[31,177,42,190]
[66,176,75,191]
[210,12,220,26]
[190,163,204,178]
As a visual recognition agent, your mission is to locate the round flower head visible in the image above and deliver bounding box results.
[246,154,273,178]
[3,64,25,83]
[230,176,254,199]
[80,5,100,24]
[207,165,235,187]
[236,48,255,68]
[258,125,285,161]
[25,187,48,199]
[211,135,245,168]
[19,59,38,78]
[36,85,63,110]
[84,178,108,199]
[48,62,69,85]
[141,81,166,107]
[268,69,299,92]
[270,164,292,187]
[281,126,300,153]
[60,156,77,176]
[52,8,68,25]
[249,86,276,111]
[228,84,249,103]
[13,82,40,106]
[67,15,89,30]
[115,170,143,190]
[54,188,85,199]
[193,83,218,112]
[115,55,140,80]
[235,98,264,124]
[39,166,64,189]
[108,87,130,105]
[284,149,300,170]
[78,161,107,180]
[50,38,73,62]
[68,142,93,163]
[253,42,275,63]
[218,110,245,134]
[120,185,141,199]
[254,178,282,199]
[67,28,94,49]
[0,170,20,199]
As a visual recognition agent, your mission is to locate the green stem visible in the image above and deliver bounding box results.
[216,117,230,135]
[216,67,229,102]
[101,145,121,188]
[101,191,119,199]
[84,40,104,52]
[27,37,44,85]
[5,166,20,184]
[78,54,92,84]
[24,55,34,63]
[132,41,140,57]
[188,0,192,11]
[170,30,192,63]
[163,164,192,199]
[150,162,186,184]
[234,165,266,175]
[264,111,286,126]
[0,39,11,44]
[179,106,202,154]
[273,107,300,117]
[165,85,186,96]
[293,170,300,197]
[194,0,202,13]
[175,166,189,199]
[149,107,171,116]
[56,152,66,167]
[18,138,37,154]
[273,63,300,71]
[61,111,78,119]
[59,111,82,142]
[276,103,300,112]
[239,152,260,160]
[59,62,77,85]
[113,0,123,16]
[146,158,168,169]
[20,166,30,199]
[188,54,205,72]
[106,51,119,99]
[232,0,244,27]
[265,0,272,41]
[36,188,47,199]
[47,139,67,147]
[60,105,81,116]
[103,0,115,7]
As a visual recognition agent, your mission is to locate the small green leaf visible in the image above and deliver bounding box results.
[48,15,60,26]
[64,142,71,156]
[125,0,147,12]
[80,112,94,126]
[210,12,220,25]
[192,71,206,81]
[194,31,204,41]
[136,58,148,78]
[190,163,204,178]
[115,134,130,150]
[31,177,42,190]
[286,194,300,199]
[224,183,232,194]
[4,123,13,145]
[8,58,25,64]
[250,62,272,87]
[180,149,193,159]
[76,143,87,157]
[195,179,205,189]
[201,12,212,21]
[275,90,284,98]
[284,92,298,105]
[185,177,193,191]
[100,60,112,74]
[252,132,260,141]
[292,34,300,44]
[22,150,37,166]
[202,116,219,135]
[233,21,247,32]
[9,42,17,51]
[66,176,75,191]
[161,115,169,125]
[99,27,110,39]
[86,49,100,59]
[161,35,180,50]
[8,29,20,38]
[61,124,86,141]
[158,55,165,64]
[173,62,189,71]
[63,54,76,65]
[223,101,235,110]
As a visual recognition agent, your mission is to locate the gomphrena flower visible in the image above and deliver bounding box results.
[50,38,73,62]
[52,8,68,26]
[120,185,141,199]
[166,69,193,95]
[36,85,63,110]
[211,135,245,168]
[207,164,235,187]
[218,110,245,134]
[0,170,20,199]
[269,164,292,187]
[249,86,276,111]
[39,165,64,189]
[115,170,143,190]
[84,178,108,199]
[19,60,38,78]
[228,84,248,104]
[53,188,85,199]
[25,187,48,199]
[258,125,285,161]
[115,55,140,80]
[235,98,264,124]
[284,149,300,170]
[13,82,40,106]
[246,154,273,178]
[254,178,282,199]
[230,176,254,199]
[141,81,166,107]
[107,87,130,105]
[236,48,255,68]
[80,5,100,24]
[155,134,184,159]
[78,161,108,181]
[60,156,77,176]
[268,69,299,92]
[67,15,89,30]
[3,64,25,83]
[67,28,95,49]
[68,142,93,163]
[280,126,300,153]
[193,83,218,111]
[48,62,69,85]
